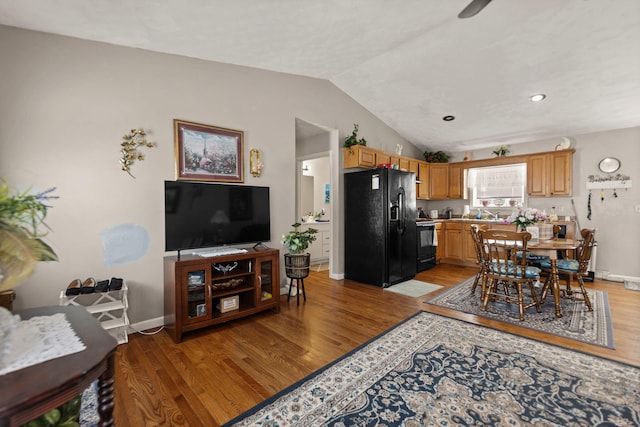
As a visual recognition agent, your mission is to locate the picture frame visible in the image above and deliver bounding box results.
[174,119,244,182]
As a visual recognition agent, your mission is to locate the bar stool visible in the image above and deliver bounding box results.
[284,253,310,305]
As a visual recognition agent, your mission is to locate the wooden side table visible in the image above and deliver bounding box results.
[0,305,118,427]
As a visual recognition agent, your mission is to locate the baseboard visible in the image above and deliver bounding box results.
[596,270,640,283]
[127,316,165,335]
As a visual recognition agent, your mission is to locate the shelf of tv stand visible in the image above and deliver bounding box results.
[164,247,280,343]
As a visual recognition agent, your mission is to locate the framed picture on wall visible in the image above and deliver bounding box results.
[174,119,244,182]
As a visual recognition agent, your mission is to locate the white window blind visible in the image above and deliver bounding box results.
[467,163,527,207]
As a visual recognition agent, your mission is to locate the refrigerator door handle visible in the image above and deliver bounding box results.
[398,187,406,234]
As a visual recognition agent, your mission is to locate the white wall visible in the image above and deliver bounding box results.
[0,25,411,321]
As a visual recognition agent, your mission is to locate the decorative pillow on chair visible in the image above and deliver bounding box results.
[540,258,579,272]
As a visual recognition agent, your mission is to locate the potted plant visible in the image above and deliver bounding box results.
[344,123,367,148]
[282,222,318,254]
[0,180,58,308]
[492,145,510,157]
[423,149,450,163]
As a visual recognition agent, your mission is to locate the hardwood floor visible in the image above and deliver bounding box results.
[113,264,640,426]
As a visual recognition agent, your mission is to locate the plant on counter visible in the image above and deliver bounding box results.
[423,149,450,163]
[505,208,548,231]
[0,180,58,292]
[282,222,318,254]
[344,123,367,148]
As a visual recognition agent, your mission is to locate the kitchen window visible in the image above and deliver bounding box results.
[467,163,527,209]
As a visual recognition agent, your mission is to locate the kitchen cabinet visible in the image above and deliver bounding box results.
[343,146,376,168]
[443,222,463,260]
[443,222,475,264]
[428,163,449,200]
[462,225,479,264]
[303,222,330,263]
[418,162,429,199]
[164,248,280,343]
[548,150,573,196]
[435,222,444,262]
[449,163,463,199]
[390,156,410,171]
[376,151,391,165]
[527,150,574,197]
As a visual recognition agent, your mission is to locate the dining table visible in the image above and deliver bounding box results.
[528,238,580,318]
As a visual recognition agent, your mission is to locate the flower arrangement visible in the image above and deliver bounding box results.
[281,223,318,254]
[505,208,548,231]
[0,180,58,291]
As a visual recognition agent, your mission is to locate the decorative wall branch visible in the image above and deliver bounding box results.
[120,129,155,178]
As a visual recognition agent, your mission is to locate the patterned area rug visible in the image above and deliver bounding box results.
[384,279,442,298]
[426,276,614,349]
[223,311,639,426]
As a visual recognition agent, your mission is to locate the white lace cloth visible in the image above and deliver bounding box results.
[0,313,86,376]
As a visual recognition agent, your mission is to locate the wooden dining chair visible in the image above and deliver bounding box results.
[539,228,595,311]
[470,224,488,298]
[479,229,543,321]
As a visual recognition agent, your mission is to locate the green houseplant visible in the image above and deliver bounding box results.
[0,180,58,293]
[423,149,450,163]
[344,123,367,148]
[281,222,318,254]
[492,145,510,157]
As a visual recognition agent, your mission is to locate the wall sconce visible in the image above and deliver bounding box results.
[250,149,263,177]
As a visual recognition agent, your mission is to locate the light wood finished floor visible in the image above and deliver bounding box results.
[113,264,640,426]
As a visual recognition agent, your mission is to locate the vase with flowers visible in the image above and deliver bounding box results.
[505,208,548,232]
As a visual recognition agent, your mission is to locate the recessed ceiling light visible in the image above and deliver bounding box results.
[530,94,546,102]
[442,115,455,121]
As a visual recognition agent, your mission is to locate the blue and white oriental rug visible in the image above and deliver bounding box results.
[223,311,639,426]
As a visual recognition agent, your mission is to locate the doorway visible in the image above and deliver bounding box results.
[295,118,340,278]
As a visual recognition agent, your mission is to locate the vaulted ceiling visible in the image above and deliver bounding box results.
[2,0,639,152]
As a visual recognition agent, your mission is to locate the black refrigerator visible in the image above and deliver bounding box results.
[345,168,417,287]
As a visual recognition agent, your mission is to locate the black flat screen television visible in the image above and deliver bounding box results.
[164,181,271,252]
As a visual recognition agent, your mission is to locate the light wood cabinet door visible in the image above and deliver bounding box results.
[429,163,449,200]
[443,223,462,260]
[527,154,548,196]
[449,163,463,199]
[435,222,444,262]
[376,151,390,165]
[462,225,478,263]
[527,151,573,196]
[548,151,573,196]
[417,162,429,200]
[343,146,377,168]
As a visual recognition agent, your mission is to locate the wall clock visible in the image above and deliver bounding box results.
[598,157,620,173]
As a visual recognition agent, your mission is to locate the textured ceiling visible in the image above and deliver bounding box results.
[2,0,639,153]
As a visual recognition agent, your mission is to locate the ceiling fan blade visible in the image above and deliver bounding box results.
[458,0,493,19]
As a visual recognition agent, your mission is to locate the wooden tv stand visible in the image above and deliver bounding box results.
[164,247,280,343]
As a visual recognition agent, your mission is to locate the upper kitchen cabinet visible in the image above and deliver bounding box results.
[343,146,376,168]
[448,163,463,199]
[527,150,574,197]
[390,155,410,171]
[410,160,430,200]
[428,163,449,200]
